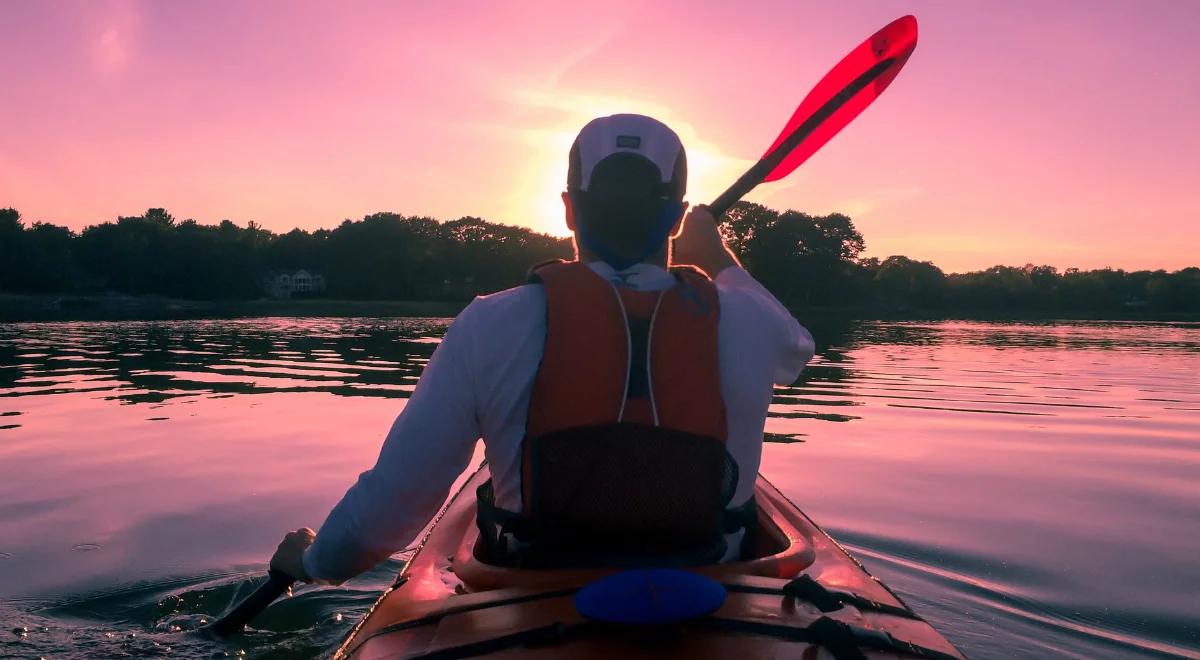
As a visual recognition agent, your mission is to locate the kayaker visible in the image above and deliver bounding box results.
[270,114,815,582]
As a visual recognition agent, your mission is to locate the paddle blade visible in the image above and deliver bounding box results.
[762,15,918,182]
[206,570,295,637]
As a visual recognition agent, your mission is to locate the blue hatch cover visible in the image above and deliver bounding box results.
[574,568,727,625]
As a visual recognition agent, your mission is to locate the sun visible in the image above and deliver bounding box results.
[500,94,754,236]
[530,145,573,237]
[495,124,577,237]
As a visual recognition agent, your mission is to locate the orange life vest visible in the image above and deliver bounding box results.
[477,260,747,568]
[524,258,729,481]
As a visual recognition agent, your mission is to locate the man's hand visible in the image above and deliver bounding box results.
[270,527,315,583]
[671,206,740,279]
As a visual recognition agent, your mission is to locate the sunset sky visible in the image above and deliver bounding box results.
[2,0,1197,272]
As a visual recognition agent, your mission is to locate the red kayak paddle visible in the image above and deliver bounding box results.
[707,15,919,217]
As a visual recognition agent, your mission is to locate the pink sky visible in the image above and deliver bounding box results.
[1,0,1197,272]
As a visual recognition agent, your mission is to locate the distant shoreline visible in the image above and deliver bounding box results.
[2,292,1197,324]
[0,293,467,322]
[792,306,1200,324]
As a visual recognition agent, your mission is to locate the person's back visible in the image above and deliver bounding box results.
[269,114,815,583]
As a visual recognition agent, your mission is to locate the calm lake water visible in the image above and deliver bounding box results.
[1,318,1197,659]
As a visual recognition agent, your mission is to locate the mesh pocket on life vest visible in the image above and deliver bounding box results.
[525,422,736,561]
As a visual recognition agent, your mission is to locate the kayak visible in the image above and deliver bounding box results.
[335,464,964,659]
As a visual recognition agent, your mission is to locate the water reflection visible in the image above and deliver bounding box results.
[0,318,1198,659]
[765,320,1200,659]
[770,320,1200,428]
[0,318,449,406]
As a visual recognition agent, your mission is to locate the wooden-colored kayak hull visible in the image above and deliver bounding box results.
[337,465,963,659]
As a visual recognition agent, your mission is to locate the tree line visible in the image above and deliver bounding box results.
[2,204,1197,315]
[0,207,571,300]
[720,203,1199,315]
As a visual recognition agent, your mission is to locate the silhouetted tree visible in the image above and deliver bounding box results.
[1,208,77,292]
[0,208,25,290]
[718,202,865,305]
[1,203,1196,317]
[873,256,945,308]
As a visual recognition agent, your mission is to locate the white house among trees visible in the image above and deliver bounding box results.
[263,269,327,298]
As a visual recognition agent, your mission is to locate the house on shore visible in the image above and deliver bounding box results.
[262,269,327,299]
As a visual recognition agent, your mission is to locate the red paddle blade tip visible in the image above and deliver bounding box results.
[762,15,919,182]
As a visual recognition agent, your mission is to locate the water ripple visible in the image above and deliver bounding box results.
[1,318,1197,659]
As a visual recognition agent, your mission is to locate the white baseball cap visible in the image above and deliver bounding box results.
[567,114,687,200]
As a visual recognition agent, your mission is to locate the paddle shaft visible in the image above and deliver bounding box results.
[207,569,295,637]
[706,56,896,219]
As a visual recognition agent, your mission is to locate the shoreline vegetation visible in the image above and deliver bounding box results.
[2,204,1197,323]
[2,292,1197,324]
[0,292,468,322]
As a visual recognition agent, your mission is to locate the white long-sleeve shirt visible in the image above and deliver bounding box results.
[303,262,814,583]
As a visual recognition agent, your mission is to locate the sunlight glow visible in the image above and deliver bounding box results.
[4,2,1198,270]
[501,90,754,234]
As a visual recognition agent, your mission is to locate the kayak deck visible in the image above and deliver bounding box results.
[336,465,963,659]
